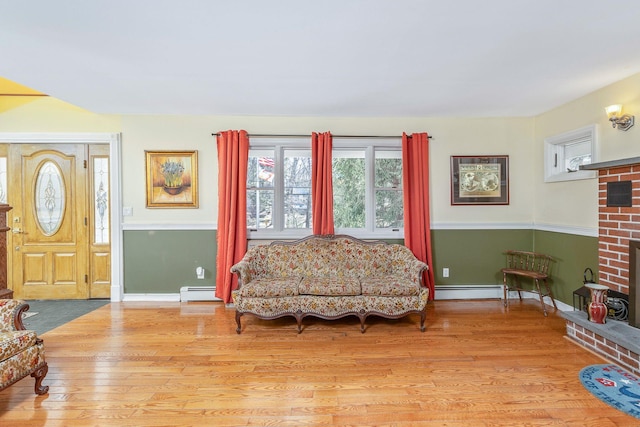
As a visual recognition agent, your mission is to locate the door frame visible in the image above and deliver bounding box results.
[0,132,123,302]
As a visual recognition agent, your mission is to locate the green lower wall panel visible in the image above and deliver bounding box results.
[123,230,217,294]
[431,228,597,306]
[431,229,532,286]
[533,230,598,306]
[121,228,597,305]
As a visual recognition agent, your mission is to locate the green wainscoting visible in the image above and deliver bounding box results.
[123,230,217,293]
[121,228,597,305]
[533,230,598,305]
[431,229,532,286]
[431,228,597,306]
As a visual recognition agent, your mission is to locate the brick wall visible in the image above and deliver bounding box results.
[597,164,640,294]
[566,319,640,376]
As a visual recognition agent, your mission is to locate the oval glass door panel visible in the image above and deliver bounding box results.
[35,160,66,236]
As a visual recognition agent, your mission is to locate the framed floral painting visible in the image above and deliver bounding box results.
[145,150,198,208]
[450,155,509,205]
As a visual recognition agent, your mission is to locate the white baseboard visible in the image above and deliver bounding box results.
[121,286,574,312]
[435,285,573,312]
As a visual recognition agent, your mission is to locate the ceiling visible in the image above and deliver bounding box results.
[2,1,640,118]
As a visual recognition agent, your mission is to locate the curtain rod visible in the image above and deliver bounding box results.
[212,133,433,139]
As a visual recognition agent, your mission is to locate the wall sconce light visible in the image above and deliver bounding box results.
[605,104,635,131]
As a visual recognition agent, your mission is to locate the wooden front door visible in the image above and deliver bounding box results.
[8,144,110,299]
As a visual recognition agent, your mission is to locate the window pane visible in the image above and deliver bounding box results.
[333,156,365,228]
[248,149,274,188]
[564,140,592,171]
[93,157,110,244]
[247,189,274,229]
[376,189,403,228]
[35,161,65,236]
[375,151,402,188]
[284,193,312,229]
[0,157,6,204]
[284,149,312,229]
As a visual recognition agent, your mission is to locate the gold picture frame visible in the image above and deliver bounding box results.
[145,150,198,208]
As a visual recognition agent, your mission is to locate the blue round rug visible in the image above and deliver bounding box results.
[580,364,640,419]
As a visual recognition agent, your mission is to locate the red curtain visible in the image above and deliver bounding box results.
[402,132,435,300]
[216,130,249,303]
[311,131,335,235]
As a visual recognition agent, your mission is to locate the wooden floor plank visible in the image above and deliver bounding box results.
[0,299,636,426]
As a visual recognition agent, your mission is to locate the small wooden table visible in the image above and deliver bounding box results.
[502,250,556,316]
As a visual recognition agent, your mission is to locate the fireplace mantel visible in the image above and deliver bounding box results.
[581,156,640,170]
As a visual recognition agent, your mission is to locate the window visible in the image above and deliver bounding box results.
[332,139,403,238]
[544,125,597,182]
[247,139,312,237]
[247,137,403,239]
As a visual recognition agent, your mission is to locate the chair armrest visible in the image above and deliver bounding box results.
[0,299,30,332]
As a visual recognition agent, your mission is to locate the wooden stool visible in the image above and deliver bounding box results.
[502,250,556,316]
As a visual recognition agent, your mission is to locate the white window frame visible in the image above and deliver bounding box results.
[248,138,312,240]
[544,125,598,182]
[247,137,404,240]
[333,138,404,239]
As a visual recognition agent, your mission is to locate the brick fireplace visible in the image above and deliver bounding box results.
[595,160,640,294]
[562,156,640,376]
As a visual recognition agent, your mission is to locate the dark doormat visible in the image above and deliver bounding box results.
[22,299,110,335]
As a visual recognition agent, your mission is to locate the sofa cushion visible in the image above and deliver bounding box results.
[298,277,361,296]
[0,330,38,362]
[361,276,420,297]
[239,277,301,298]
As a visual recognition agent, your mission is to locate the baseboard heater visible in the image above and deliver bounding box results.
[179,286,222,302]
[435,285,503,300]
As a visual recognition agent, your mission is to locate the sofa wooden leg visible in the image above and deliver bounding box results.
[420,311,426,332]
[295,311,304,333]
[31,363,49,395]
[235,312,243,334]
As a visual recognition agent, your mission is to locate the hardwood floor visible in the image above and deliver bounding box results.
[0,299,636,426]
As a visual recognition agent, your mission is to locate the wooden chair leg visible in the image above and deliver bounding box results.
[544,280,557,309]
[503,273,509,307]
[515,277,523,301]
[534,279,548,316]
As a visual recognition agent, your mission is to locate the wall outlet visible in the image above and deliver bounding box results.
[443,267,450,278]
[196,266,205,279]
[122,206,133,216]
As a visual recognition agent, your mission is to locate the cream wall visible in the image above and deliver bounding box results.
[119,115,535,228]
[533,72,640,233]
[0,97,120,132]
[0,96,536,230]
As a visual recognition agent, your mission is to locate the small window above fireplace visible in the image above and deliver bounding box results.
[544,125,597,183]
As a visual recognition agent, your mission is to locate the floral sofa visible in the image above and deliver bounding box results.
[0,299,49,395]
[231,235,429,333]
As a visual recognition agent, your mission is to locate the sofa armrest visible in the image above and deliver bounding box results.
[0,299,30,332]
[404,259,429,286]
[230,260,254,286]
